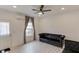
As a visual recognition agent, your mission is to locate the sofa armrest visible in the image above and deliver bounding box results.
[60,35,65,39]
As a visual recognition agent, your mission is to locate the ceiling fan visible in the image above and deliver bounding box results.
[32,5,52,15]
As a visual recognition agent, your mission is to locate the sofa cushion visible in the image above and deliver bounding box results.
[45,35,60,41]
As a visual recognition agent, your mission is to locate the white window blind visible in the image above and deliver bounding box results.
[0,22,10,36]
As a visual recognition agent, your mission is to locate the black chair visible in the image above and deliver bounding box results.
[0,48,10,53]
[63,40,79,53]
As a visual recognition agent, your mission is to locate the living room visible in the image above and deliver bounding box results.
[0,5,79,53]
[0,0,79,59]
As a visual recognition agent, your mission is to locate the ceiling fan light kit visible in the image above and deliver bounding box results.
[38,12,43,15]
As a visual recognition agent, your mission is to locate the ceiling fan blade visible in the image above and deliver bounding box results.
[32,9,39,11]
[34,11,41,14]
[43,10,52,12]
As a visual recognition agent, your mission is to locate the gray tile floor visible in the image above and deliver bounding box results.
[10,41,64,53]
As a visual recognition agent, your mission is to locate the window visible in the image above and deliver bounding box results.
[26,19,33,36]
[0,22,10,36]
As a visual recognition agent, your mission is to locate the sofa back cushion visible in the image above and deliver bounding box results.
[39,33,65,40]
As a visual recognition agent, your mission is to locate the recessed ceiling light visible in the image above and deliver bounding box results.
[61,8,65,10]
[12,6,17,8]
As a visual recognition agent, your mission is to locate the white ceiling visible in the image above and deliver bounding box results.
[0,5,79,17]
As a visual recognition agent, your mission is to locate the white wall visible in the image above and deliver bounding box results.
[35,11,79,42]
[34,17,40,40]
[0,9,25,50]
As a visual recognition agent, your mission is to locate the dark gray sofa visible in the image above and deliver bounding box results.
[39,33,65,48]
